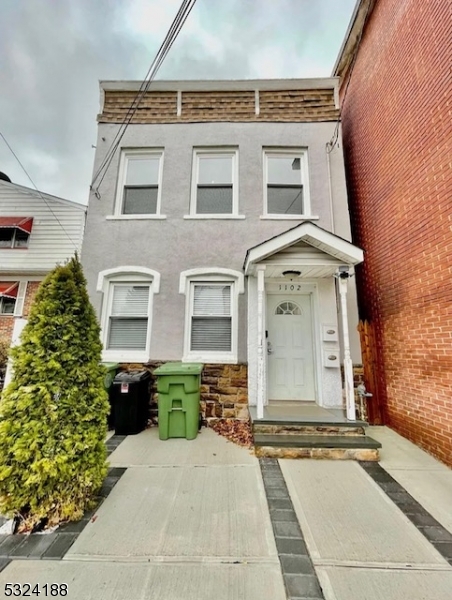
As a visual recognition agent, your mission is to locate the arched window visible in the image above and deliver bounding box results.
[275,301,301,315]
[97,267,160,362]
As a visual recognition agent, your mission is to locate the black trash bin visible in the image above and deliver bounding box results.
[111,370,151,435]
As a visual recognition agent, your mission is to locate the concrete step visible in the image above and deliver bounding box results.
[254,434,381,461]
[253,423,366,436]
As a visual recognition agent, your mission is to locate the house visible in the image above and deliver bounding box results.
[333,1,452,465]
[0,176,86,385]
[82,78,380,458]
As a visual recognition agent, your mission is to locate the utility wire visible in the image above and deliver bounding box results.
[0,131,78,247]
[327,0,373,153]
[91,0,197,196]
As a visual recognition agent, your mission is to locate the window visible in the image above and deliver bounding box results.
[180,268,244,363]
[0,296,15,314]
[0,282,19,314]
[264,150,310,217]
[115,150,163,216]
[0,218,33,245]
[97,267,161,362]
[0,228,29,248]
[107,284,150,350]
[191,284,232,352]
[190,150,239,216]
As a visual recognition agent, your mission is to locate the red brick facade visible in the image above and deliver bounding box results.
[339,0,452,465]
[0,281,42,346]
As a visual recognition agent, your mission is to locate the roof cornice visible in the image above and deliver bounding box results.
[332,0,377,81]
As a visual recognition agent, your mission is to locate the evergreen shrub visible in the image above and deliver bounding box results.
[0,255,109,529]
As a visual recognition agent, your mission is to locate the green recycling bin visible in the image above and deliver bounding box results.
[154,362,203,440]
[101,362,119,429]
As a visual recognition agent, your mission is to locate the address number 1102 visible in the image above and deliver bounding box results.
[279,284,302,291]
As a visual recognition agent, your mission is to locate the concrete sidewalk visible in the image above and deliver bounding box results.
[0,425,451,600]
[282,426,452,600]
[0,428,285,600]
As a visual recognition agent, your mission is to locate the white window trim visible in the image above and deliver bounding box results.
[97,266,160,362]
[262,149,311,218]
[114,149,164,217]
[179,268,244,363]
[187,148,241,218]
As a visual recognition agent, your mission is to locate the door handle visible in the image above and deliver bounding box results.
[267,341,273,355]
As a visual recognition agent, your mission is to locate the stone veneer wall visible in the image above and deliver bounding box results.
[119,362,249,423]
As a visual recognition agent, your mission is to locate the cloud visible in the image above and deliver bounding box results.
[0,0,355,204]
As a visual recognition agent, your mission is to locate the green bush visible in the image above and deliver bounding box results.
[0,255,109,529]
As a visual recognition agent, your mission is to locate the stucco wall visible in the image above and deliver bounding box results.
[83,120,358,362]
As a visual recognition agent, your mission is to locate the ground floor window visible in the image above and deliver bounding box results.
[180,268,244,363]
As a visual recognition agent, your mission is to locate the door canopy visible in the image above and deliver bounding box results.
[244,222,364,277]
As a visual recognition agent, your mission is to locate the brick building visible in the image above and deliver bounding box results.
[334,0,452,465]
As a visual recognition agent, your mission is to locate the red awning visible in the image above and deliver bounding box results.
[0,282,19,299]
[0,217,33,234]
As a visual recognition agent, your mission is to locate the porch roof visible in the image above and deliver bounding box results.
[243,222,364,276]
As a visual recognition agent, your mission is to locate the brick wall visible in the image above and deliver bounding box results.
[22,282,42,317]
[340,0,452,465]
[120,362,248,423]
[99,88,338,124]
[0,281,42,347]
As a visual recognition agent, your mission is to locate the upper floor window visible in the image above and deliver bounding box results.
[115,150,163,216]
[263,150,310,218]
[0,217,33,248]
[190,149,239,217]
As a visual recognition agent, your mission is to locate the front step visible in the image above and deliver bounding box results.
[253,423,366,436]
[254,433,381,461]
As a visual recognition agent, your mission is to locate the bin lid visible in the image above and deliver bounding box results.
[113,370,150,383]
[153,362,203,376]
[101,362,119,371]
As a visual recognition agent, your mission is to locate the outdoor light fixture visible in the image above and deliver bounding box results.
[335,266,351,279]
[282,270,301,280]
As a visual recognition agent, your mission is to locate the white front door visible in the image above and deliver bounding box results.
[267,294,316,401]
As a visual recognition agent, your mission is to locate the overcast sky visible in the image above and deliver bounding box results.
[0,0,356,205]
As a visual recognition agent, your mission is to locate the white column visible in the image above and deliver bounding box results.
[256,267,266,419]
[338,274,356,421]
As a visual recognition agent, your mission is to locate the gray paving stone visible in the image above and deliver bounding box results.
[267,498,293,510]
[280,554,314,575]
[270,509,298,522]
[42,534,78,559]
[0,558,10,573]
[273,521,302,538]
[12,534,59,558]
[266,488,287,499]
[379,480,404,493]
[285,574,323,598]
[433,542,452,559]
[264,478,287,488]
[275,537,308,555]
[408,513,442,528]
[0,535,27,556]
[420,527,452,543]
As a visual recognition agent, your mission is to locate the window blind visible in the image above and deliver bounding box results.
[108,285,149,350]
[111,285,149,316]
[191,285,232,351]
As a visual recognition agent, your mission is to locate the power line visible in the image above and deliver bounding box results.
[91,0,197,197]
[0,131,78,247]
[327,0,373,153]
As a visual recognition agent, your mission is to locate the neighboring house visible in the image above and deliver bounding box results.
[333,1,452,465]
[0,177,86,385]
[82,78,365,428]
